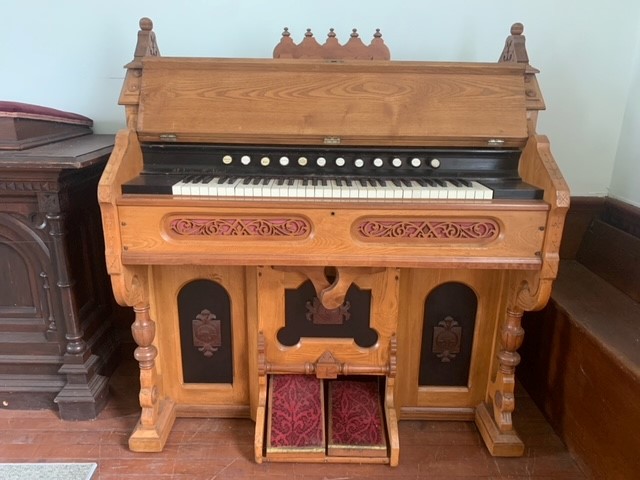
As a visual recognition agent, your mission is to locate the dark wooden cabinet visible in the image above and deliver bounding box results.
[0,134,120,419]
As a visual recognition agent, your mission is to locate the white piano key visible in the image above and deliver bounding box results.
[293,179,306,198]
[277,180,290,197]
[203,177,222,196]
[171,179,186,195]
[470,181,493,199]
[348,182,359,199]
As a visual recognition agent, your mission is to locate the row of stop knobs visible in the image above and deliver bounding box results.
[221,154,442,169]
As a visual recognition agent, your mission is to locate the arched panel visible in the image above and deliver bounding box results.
[419,282,478,387]
[177,279,233,384]
[0,213,51,327]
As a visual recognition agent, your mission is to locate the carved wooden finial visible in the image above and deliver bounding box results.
[273,27,297,58]
[499,22,528,64]
[127,16,160,67]
[510,22,524,36]
[498,22,546,114]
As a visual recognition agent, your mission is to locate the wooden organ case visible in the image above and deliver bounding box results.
[99,19,569,465]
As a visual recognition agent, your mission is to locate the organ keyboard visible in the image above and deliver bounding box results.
[123,144,542,200]
[98,19,569,466]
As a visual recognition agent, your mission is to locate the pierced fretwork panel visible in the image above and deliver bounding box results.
[280,280,376,348]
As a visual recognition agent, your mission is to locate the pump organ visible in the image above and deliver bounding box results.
[99,18,568,465]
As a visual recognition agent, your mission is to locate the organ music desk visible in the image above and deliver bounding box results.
[99,18,569,465]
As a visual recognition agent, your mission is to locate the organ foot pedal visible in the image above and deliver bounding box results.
[262,375,393,464]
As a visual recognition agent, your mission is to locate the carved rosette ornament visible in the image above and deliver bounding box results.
[169,217,311,238]
[356,219,499,241]
[432,316,462,362]
[305,298,351,325]
[192,309,222,357]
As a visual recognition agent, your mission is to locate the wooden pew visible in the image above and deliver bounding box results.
[519,197,640,479]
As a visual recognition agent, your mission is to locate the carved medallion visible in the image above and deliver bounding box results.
[305,298,351,325]
[432,316,462,362]
[192,309,221,357]
[169,217,311,238]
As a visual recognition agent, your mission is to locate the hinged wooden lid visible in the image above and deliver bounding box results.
[135,57,528,147]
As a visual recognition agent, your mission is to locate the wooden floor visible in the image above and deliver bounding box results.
[0,356,588,479]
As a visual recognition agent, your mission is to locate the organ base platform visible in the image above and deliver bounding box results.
[99,19,569,466]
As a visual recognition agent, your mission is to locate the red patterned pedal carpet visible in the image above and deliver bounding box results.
[266,375,325,459]
[328,380,387,457]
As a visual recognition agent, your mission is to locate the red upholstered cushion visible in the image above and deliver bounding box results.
[268,375,324,449]
[329,380,385,447]
[0,101,92,126]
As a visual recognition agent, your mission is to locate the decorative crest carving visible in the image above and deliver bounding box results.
[274,27,390,60]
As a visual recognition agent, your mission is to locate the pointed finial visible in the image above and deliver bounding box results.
[373,28,382,38]
[328,28,336,38]
[511,23,524,35]
[282,27,290,37]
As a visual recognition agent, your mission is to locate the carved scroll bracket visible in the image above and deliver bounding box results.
[275,266,384,309]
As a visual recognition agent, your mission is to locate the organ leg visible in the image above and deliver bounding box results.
[475,305,525,456]
[128,303,176,452]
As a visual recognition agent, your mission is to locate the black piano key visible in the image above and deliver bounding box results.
[286,178,295,186]
[277,178,286,185]
[251,177,262,185]
[242,177,252,185]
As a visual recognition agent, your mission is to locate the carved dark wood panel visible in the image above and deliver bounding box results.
[177,279,233,384]
[419,282,477,387]
[0,135,119,418]
[280,280,376,348]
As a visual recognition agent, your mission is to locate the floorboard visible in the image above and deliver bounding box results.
[0,356,588,479]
